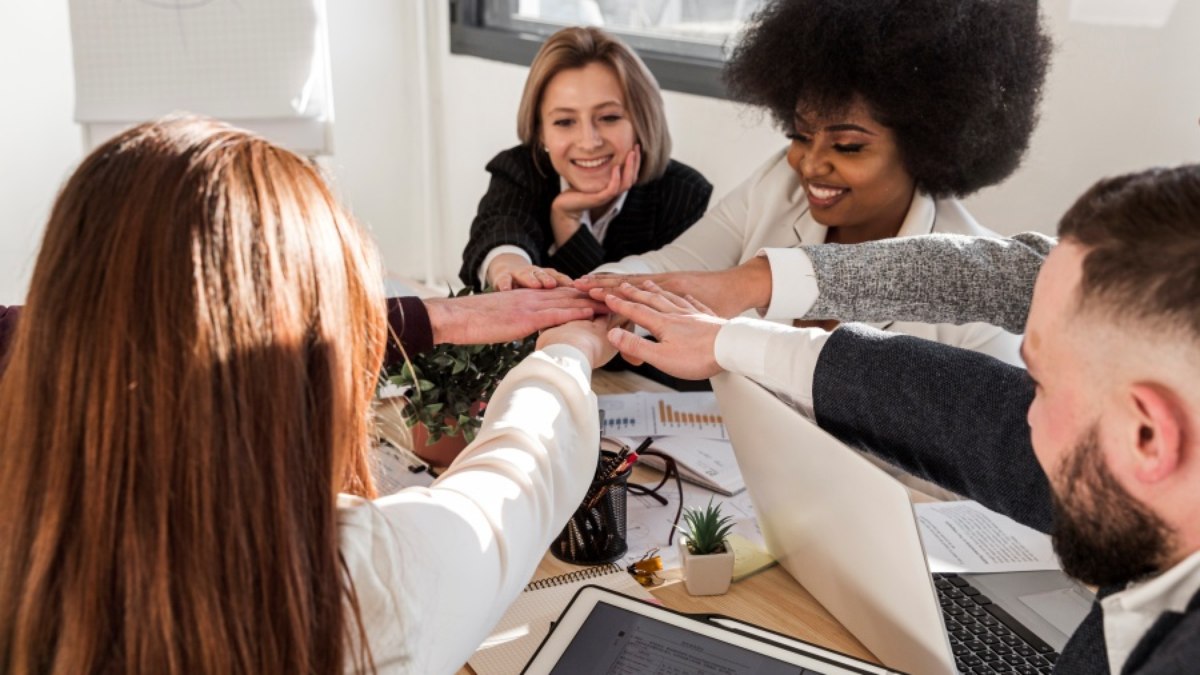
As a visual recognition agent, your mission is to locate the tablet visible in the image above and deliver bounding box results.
[522,585,906,674]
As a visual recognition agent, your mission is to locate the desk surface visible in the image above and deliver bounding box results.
[458,368,881,674]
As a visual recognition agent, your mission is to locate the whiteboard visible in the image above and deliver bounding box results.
[69,0,332,154]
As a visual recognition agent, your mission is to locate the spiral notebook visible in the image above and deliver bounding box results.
[469,563,658,675]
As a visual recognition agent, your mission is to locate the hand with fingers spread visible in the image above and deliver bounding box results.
[602,281,727,380]
[424,287,608,345]
[575,256,772,319]
[486,253,575,291]
[550,144,641,248]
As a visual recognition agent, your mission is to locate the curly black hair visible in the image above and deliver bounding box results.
[723,0,1052,198]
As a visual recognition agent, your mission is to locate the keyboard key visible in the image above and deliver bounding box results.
[950,577,969,588]
[936,579,954,590]
[1016,666,1038,675]
[973,594,993,606]
[963,586,981,596]
[1015,646,1034,658]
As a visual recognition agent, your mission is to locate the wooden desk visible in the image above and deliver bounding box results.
[459,369,881,673]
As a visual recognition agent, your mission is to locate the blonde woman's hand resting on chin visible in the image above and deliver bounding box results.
[601,281,727,380]
[550,145,641,248]
[536,313,624,369]
[575,256,772,319]
[486,253,574,291]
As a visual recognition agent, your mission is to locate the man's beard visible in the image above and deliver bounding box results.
[1050,426,1175,588]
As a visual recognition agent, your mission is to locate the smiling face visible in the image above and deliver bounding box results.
[787,99,916,244]
[539,62,637,194]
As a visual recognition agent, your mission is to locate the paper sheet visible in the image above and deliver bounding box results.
[614,435,745,496]
[599,392,728,440]
[620,475,763,570]
[915,500,1060,574]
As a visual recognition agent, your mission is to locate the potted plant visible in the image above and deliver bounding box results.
[676,498,736,596]
[376,289,536,466]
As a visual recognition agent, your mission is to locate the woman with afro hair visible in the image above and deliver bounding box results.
[588,0,1051,366]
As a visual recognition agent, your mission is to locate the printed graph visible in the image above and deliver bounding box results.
[657,400,725,438]
[598,392,728,441]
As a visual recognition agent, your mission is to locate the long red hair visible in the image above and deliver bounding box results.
[0,116,385,673]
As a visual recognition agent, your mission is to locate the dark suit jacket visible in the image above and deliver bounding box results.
[459,145,713,288]
[812,323,1200,673]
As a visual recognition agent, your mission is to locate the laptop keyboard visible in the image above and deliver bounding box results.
[934,573,1059,674]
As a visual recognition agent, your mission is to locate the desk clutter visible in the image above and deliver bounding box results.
[551,449,636,564]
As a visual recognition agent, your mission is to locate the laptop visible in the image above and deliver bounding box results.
[710,373,1094,675]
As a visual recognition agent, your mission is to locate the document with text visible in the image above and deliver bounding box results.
[915,500,1060,574]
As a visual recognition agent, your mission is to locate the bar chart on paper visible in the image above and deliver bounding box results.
[597,392,727,440]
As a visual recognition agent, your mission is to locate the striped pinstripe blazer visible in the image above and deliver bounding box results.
[459,145,713,289]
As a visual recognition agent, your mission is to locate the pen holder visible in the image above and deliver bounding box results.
[551,450,631,565]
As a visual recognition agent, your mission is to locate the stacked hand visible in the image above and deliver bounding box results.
[600,281,728,381]
[575,256,771,319]
[486,254,574,291]
[425,287,607,345]
[536,312,625,370]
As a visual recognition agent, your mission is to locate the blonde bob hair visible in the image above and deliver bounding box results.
[516,26,671,184]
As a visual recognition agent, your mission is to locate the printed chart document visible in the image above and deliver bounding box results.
[915,500,1060,573]
[598,392,728,440]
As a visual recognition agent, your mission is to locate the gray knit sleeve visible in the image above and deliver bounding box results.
[803,232,1055,334]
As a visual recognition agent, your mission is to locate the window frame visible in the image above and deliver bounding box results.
[448,0,729,99]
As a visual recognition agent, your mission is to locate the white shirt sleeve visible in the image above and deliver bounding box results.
[338,344,597,674]
[758,248,819,320]
[478,245,534,288]
[714,317,830,417]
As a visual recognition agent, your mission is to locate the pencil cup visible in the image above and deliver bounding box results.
[551,450,631,565]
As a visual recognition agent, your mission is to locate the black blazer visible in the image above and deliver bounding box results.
[459,145,713,289]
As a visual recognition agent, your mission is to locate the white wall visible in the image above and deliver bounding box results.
[2,1,1199,303]
[0,2,80,305]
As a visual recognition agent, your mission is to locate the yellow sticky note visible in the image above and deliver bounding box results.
[729,534,776,582]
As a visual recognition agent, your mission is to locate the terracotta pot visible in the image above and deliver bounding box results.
[678,539,734,596]
[410,422,470,467]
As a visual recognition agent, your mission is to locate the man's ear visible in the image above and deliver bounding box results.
[1128,383,1184,483]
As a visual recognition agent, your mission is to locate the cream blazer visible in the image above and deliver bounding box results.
[594,149,1022,367]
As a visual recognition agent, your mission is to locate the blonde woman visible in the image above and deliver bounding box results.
[459,25,712,291]
[0,116,616,674]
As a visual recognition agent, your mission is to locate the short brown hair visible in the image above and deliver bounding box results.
[516,26,671,184]
[1058,164,1200,339]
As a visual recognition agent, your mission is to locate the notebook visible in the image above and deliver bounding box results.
[469,563,658,675]
[621,435,746,496]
